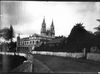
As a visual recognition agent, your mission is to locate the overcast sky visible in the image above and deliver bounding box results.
[0,1,100,37]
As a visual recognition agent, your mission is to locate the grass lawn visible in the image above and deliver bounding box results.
[34,54,100,72]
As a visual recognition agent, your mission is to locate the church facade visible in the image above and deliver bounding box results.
[16,18,55,53]
[41,18,55,37]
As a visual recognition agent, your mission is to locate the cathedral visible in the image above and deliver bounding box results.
[41,17,55,37]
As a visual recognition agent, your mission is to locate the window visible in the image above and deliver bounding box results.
[20,42,21,45]
[25,42,26,45]
[36,41,39,44]
[23,42,24,45]
[33,41,34,44]
[18,43,20,45]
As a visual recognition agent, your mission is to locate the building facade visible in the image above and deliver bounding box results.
[16,18,55,53]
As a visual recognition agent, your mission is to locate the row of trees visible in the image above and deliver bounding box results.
[35,23,100,53]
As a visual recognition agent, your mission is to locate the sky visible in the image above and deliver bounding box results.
[0,1,100,38]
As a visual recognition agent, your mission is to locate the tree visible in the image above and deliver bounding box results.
[9,25,14,42]
[0,25,14,41]
[0,25,16,52]
[94,25,100,49]
[94,25,100,35]
[8,25,15,52]
[66,23,95,52]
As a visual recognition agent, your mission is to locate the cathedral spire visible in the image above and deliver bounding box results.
[43,16,45,24]
[41,17,46,36]
[51,19,53,25]
[50,19,55,36]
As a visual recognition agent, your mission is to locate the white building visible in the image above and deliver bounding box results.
[16,33,55,53]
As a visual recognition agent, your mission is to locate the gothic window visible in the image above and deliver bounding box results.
[25,42,26,45]
[18,43,20,45]
[36,41,38,44]
[27,41,28,45]
[23,42,24,45]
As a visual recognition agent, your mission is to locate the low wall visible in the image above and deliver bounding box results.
[87,53,100,61]
[32,51,84,58]
[33,51,100,61]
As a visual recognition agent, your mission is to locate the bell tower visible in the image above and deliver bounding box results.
[41,17,46,36]
[50,20,55,37]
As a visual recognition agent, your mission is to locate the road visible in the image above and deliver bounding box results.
[33,54,100,73]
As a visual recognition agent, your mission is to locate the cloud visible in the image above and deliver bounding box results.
[77,2,100,15]
[1,1,100,36]
[1,1,22,28]
[95,2,100,14]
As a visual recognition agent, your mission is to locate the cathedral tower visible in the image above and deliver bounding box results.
[41,17,46,36]
[50,20,55,36]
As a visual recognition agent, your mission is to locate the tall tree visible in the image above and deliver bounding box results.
[8,25,15,52]
[9,25,14,42]
[0,25,15,52]
[66,23,95,52]
[94,25,100,48]
[1,25,14,42]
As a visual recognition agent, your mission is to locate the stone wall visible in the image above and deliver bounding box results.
[87,53,100,61]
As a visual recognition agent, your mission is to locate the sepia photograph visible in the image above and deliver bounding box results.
[0,1,100,73]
